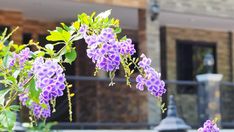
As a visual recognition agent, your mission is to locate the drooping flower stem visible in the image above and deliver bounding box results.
[66,83,73,122]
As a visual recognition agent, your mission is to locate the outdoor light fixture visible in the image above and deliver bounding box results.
[154,95,191,131]
[150,0,160,21]
[203,52,214,73]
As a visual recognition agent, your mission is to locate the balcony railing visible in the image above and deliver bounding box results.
[43,75,234,129]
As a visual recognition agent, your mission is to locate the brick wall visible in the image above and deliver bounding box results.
[0,10,23,43]
[0,10,55,44]
[23,19,56,40]
[0,10,56,44]
[162,26,232,126]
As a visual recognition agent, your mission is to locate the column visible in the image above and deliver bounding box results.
[196,73,223,126]
[138,0,161,124]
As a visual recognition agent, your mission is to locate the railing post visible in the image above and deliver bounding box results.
[196,73,223,127]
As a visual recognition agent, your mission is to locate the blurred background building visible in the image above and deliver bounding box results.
[1,0,234,129]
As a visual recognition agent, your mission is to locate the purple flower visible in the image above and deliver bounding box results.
[19,93,28,106]
[33,57,66,100]
[18,57,67,119]
[136,75,145,91]
[198,120,220,132]
[79,24,88,36]
[31,103,51,119]
[135,54,166,97]
[84,28,121,72]
[138,54,151,69]
[9,48,31,68]
[85,35,99,48]
[118,39,136,55]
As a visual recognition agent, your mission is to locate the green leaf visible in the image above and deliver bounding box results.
[120,36,127,41]
[0,109,16,131]
[56,27,63,33]
[11,44,25,53]
[60,23,70,31]
[9,105,20,111]
[78,13,90,25]
[33,51,45,57]
[114,27,122,34]
[0,89,10,106]
[91,12,96,19]
[6,76,16,84]
[2,53,9,68]
[72,21,80,30]
[28,78,41,103]
[46,30,71,42]
[64,48,77,64]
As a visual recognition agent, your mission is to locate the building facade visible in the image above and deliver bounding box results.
[1,0,234,128]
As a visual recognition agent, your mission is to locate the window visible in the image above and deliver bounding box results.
[176,40,216,94]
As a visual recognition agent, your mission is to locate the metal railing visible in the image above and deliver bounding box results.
[45,75,234,129]
[52,122,157,130]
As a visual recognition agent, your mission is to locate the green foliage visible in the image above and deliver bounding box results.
[65,48,77,64]
[11,44,26,53]
[46,28,71,42]
[0,109,16,131]
[0,89,9,106]
[28,78,41,104]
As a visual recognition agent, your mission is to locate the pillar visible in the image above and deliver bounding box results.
[196,73,223,127]
[138,0,161,124]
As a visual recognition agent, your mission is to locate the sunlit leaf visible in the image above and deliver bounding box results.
[0,109,16,130]
[28,78,41,103]
[0,89,10,105]
[64,48,77,64]
[96,10,111,19]
[72,21,80,30]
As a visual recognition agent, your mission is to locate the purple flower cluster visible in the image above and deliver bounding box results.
[19,57,66,119]
[19,92,28,106]
[118,39,135,55]
[80,25,135,72]
[9,47,31,68]
[136,54,166,97]
[19,90,51,118]
[198,120,219,132]
[32,57,66,118]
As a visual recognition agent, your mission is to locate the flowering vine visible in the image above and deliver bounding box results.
[0,10,217,132]
[198,119,220,132]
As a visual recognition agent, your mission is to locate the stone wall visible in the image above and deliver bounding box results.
[138,4,162,124]
[159,0,234,18]
[79,0,146,9]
